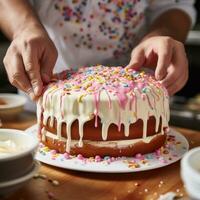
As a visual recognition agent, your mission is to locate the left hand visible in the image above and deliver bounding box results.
[126,36,188,96]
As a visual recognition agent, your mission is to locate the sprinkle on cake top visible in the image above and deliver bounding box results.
[48,65,166,97]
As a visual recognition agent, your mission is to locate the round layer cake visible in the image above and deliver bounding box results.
[37,65,170,157]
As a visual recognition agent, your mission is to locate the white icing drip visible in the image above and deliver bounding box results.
[50,116,54,127]
[57,121,62,140]
[66,120,73,152]
[134,89,149,138]
[142,118,148,138]
[78,119,84,147]
[102,123,109,140]
[43,113,48,126]
[155,116,160,132]
[37,72,170,153]
[36,98,42,124]
[78,117,90,147]
[41,127,46,142]
[49,92,54,127]
[124,124,130,137]
[44,130,163,149]
[105,89,112,109]
[147,89,160,132]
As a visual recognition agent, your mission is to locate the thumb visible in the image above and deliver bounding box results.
[126,48,145,70]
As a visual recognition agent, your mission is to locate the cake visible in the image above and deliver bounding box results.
[37,65,170,157]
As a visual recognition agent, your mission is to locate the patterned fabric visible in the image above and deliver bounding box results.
[30,0,195,72]
[53,0,146,61]
[22,0,196,112]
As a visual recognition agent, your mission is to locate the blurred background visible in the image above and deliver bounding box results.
[0,2,200,130]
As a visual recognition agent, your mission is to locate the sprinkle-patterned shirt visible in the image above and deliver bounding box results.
[29,0,195,71]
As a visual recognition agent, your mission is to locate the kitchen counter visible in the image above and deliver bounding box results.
[1,111,200,200]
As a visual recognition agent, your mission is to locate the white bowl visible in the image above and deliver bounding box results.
[0,129,38,161]
[0,161,40,197]
[0,93,26,119]
[181,147,200,199]
[0,129,38,182]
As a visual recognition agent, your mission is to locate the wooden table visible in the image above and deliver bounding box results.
[1,112,200,200]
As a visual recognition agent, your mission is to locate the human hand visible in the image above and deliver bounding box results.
[126,36,188,96]
[3,23,57,100]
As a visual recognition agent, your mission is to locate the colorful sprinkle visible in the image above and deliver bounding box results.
[37,133,187,171]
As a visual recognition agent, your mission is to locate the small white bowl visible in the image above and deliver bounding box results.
[0,129,38,182]
[181,147,200,199]
[0,129,38,161]
[0,93,27,120]
[0,161,40,197]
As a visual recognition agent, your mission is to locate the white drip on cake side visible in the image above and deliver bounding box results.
[41,130,164,149]
[37,66,170,153]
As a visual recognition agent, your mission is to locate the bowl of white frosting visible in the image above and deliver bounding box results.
[0,129,38,183]
[181,147,200,199]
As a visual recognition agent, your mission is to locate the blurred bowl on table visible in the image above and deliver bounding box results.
[0,129,38,183]
[0,161,40,197]
[181,147,200,200]
[0,93,26,120]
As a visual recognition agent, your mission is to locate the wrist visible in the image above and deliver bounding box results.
[143,9,191,43]
[142,27,177,42]
[14,20,46,39]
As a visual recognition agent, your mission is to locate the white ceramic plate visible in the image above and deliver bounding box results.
[26,125,189,173]
[0,93,26,109]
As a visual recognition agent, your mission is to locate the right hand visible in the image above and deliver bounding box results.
[3,23,58,100]
[126,36,188,96]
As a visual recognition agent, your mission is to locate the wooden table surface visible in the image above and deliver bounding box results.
[1,111,200,200]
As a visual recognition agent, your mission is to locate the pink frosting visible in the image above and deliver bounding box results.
[45,65,167,127]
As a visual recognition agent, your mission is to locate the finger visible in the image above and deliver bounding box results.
[160,66,177,88]
[4,53,35,99]
[161,43,188,88]
[40,43,57,83]
[126,48,145,69]
[167,72,187,96]
[22,45,43,97]
[155,42,173,80]
[143,50,158,68]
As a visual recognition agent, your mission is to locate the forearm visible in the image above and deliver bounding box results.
[0,0,44,40]
[143,9,191,42]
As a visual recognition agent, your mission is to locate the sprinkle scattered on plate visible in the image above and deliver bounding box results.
[26,125,189,173]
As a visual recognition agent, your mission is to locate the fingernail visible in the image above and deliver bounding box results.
[34,86,40,96]
[160,80,164,84]
[29,92,35,100]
